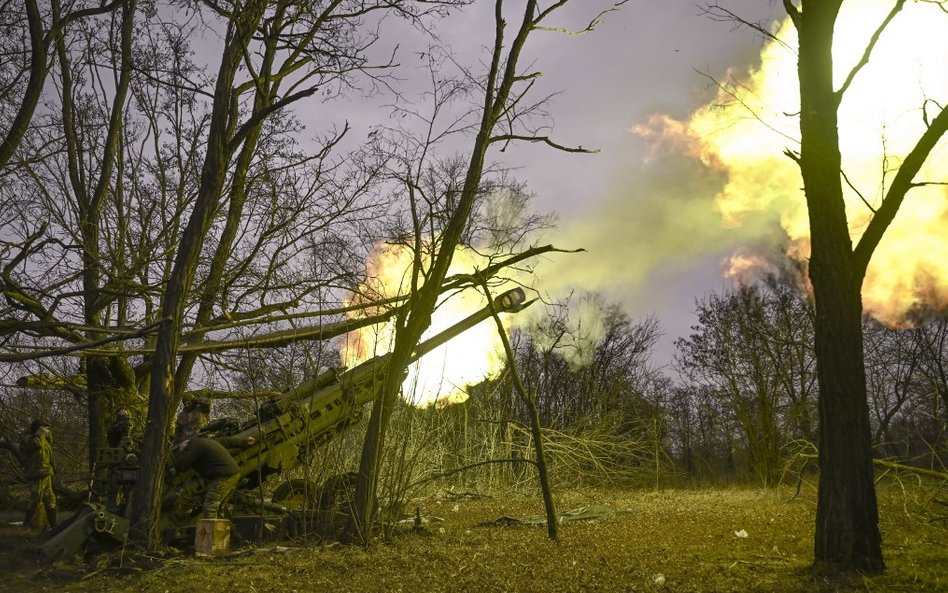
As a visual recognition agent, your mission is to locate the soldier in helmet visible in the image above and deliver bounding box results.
[106,408,133,448]
[170,395,255,518]
[173,395,211,446]
[21,419,57,529]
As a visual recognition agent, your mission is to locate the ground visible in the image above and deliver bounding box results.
[0,483,944,593]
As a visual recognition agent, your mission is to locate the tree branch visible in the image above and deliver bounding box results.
[853,101,948,274]
[225,87,318,154]
[489,133,599,153]
[835,0,905,102]
[0,321,161,363]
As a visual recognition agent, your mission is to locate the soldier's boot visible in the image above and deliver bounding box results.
[45,504,58,529]
[23,506,35,529]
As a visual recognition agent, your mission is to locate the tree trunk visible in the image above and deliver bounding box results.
[810,277,882,570]
[57,0,138,466]
[0,0,45,171]
[129,18,254,546]
[490,310,557,539]
[341,0,586,545]
[172,19,279,394]
[343,365,399,545]
[797,0,883,572]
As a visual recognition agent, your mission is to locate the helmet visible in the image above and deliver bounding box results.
[191,396,211,414]
[30,419,50,433]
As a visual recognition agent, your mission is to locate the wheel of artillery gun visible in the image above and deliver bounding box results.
[271,478,319,509]
[271,473,358,512]
[318,472,358,513]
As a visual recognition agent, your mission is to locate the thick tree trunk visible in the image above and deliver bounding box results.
[797,0,883,572]
[343,366,400,546]
[0,0,45,171]
[173,24,278,394]
[810,277,882,570]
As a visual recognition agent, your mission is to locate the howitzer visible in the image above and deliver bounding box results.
[42,287,530,560]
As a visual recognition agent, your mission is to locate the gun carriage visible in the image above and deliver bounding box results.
[42,288,529,560]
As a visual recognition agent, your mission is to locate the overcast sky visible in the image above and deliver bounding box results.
[308,0,947,373]
[174,0,792,368]
[429,1,789,365]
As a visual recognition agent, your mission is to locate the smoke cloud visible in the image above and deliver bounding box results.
[536,0,948,328]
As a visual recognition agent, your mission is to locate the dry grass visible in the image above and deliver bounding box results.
[0,482,944,593]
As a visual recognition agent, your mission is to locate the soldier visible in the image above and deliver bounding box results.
[172,435,254,519]
[21,419,57,529]
[173,395,211,446]
[106,408,133,448]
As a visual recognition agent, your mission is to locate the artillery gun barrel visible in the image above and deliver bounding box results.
[265,287,528,413]
[224,286,530,480]
[409,286,528,363]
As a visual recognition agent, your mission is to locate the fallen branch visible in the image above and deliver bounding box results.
[871,458,948,481]
[406,458,537,491]
[796,453,948,481]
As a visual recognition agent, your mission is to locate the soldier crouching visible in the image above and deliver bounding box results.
[173,435,254,518]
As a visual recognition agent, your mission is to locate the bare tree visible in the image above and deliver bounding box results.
[130,0,468,546]
[342,0,615,545]
[0,0,140,464]
[0,0,466,548]
[0,0,126,170]
[864,320,923,449]
[867,315,948,464]
[783,0,948,571]
[676,278,816,486]
[913,315,948,429]
[702,0,948,570]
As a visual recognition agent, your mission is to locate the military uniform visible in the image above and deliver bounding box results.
[173,437,241,518]
[22,420,57,529]
[106,408,132,448]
